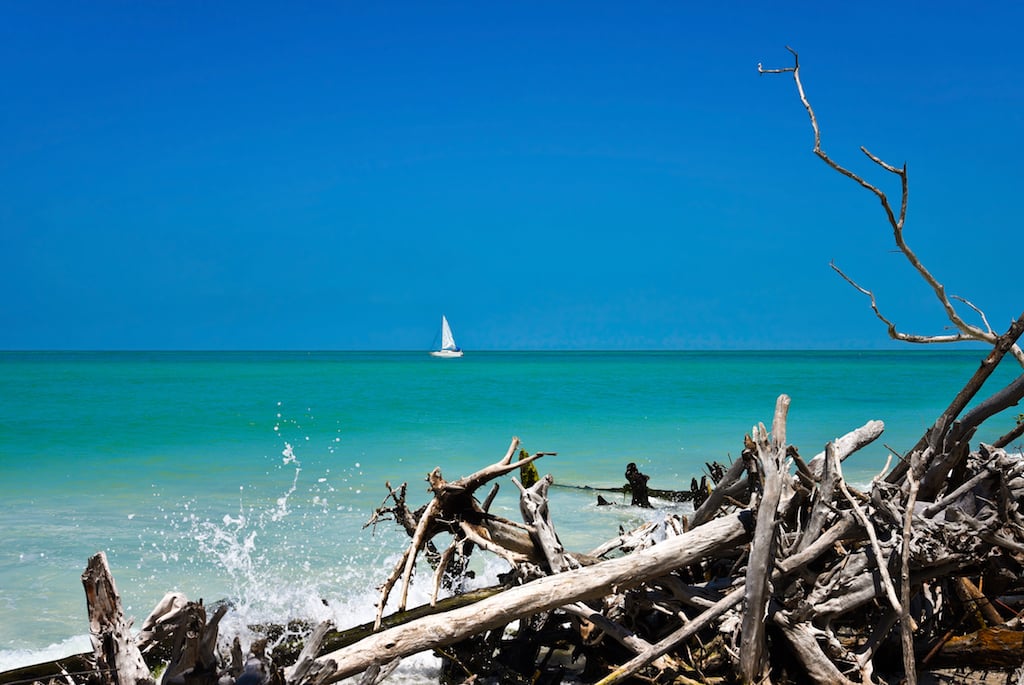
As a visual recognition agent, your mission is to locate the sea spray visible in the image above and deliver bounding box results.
[172,437,455,682]
[6,350,1010,673]
[148,415,451,680]
[154,426,658,680]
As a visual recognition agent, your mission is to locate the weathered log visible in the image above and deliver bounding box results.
[269,587,506,665]
[805,419,886,480]
[82,552,154,685]
[795,441,840,555]
[0,653,94,685]
[900,450,922,685]
[777,512,859,576]
[739,394,790,683]
[289,510,750,683]
[835,454,903,616]
[514,473,580,573]
[560,601,676,674]
[136,592,188,663]
[772,612,859,685]
[160,601,228,685]
[956,577,1005,628]
[932,626,1024,668]
[285,622,331,685]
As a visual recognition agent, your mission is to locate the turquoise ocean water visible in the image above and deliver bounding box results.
[1,350,1021,676]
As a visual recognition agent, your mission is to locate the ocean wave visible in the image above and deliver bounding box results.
[0,635,92,673]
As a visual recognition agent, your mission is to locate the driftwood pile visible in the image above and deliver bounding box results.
[4,323,1024,685]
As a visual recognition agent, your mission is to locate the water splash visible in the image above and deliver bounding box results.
[121,404,425,665]
[271,443,301,522]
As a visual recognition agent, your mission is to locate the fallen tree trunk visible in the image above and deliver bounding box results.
[289,511,749,683]
[932,626,1024,669]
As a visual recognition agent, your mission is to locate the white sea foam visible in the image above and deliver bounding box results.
[0,635,92,673]
[1,398,671,682]
[159,439,448,681]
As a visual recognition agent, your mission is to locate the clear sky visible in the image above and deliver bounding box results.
[2,2,1021,350]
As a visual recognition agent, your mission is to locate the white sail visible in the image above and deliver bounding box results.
[440,316,457,350]
[431,315,463,357]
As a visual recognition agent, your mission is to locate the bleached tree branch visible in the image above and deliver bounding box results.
[760,46,1024,367]
[830,261,975,344]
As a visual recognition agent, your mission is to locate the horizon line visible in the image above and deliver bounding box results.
[0,347,992,354]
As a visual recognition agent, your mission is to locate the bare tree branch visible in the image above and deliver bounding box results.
[830,261,973,344]
[994,416,1024,449]
[900,453,922,685]
[761,47,1024,367]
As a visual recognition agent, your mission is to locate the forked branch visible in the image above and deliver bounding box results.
[368,437,557,630]
[760,46,1024,367]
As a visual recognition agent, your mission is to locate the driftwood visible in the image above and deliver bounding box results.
[739,395,790,683]
[932,627,1024,669]
[11,324,1024,685]
[624,462,652,507]
[82,552,154,685]
[567,461,724,507]
[8,381,1024,685]
[8,49,1024,685]
[300,393,1024,684]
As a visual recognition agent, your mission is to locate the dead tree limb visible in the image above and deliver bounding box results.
[561,602,676,674]
[285,621,332,685]
[772,612,860,685]
[514,473,581,573]
[805,420,885,480]
[836,456,902,615]
[759,46,1024,368]
[740,394,790,683]
[370,437,560,629]
[297,511,749,683]
[900,451,922,685]
[886,314,1024,488]
[82,552,154,685]
[593,586,745,685]
[690,456,747,528]
[994,416,1024,449]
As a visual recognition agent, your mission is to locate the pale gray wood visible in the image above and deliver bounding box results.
[514,473,580,573]
[773,612,859,685]
[593,588,744,685]
[739,394,790,683]
[304,511,748,683]
[82,552,155,685]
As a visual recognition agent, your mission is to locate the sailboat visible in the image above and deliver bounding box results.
[430,315,464,358]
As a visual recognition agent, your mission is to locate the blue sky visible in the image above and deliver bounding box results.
[2,2,1021,350]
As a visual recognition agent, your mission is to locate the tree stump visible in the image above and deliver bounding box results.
[624,462,652,508]
[82,552,154,685]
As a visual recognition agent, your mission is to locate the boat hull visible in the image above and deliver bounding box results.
[430,350,464,358]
